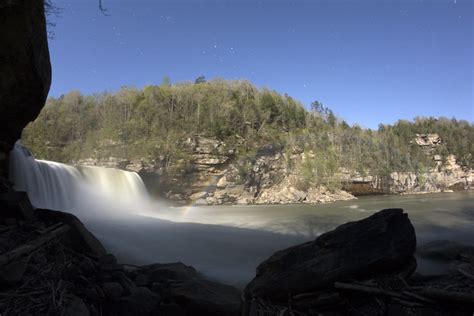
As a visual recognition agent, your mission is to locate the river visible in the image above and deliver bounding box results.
[84,191,474,288]
[11,143,474,288]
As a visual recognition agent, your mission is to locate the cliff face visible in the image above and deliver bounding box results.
[73,134,472,205]
[0,0,51,178]
[341,135,473,196]
[73,137,357,205]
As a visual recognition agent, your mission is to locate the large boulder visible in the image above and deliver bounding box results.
[36,209,107,257]
[0,0,51,151]
[244,208,416,300]
[137,262,241,316]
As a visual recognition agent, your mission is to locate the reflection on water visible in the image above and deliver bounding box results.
[84,191,474,288]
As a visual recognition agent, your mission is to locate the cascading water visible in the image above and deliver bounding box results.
[8,142,473,288]
[9,141,150,215]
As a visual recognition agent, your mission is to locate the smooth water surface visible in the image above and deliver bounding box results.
[86,191,474,288]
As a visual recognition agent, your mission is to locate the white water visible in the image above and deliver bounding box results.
[9,141,149,215]
[8,141,474,287]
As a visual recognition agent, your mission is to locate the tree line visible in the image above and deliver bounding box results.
[22,79,473,188]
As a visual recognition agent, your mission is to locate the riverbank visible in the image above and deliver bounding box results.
[1,189,473,315]
[0,190,242,315]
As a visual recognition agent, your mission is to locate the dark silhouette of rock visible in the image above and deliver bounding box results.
[166,278,241,316]
[0,0,51,151]
[0,259,27,285]
[245,208,416,300]
[137,262,241,316]
[36,209,107,257]
[63,294,90,316]
[107,287,160,316]
[140,262,200,282]
[0,191,34,219]
[102,282,124,299]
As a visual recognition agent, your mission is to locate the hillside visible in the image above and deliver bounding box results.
[21,79,474,204]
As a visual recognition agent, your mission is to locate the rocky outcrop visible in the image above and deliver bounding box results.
[132,263,241,316]
[413,133,442,150]
[0,191,241,315]
[74,133,473,205]
[341,149,473,196]
[244,209,416,301]
[255,177,355,204]
[243,210,474,314]
[0,0,51,176]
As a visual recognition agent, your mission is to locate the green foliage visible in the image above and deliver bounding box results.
[194,76,206,84]
[21,80,473,185]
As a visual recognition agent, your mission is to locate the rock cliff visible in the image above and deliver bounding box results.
[0,0,51,177]
[74,133,472,206]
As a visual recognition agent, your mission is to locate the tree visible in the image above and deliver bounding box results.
[194,76,206,84]
[160,76,171,87]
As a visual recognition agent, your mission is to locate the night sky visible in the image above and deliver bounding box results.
[47,0,472,128]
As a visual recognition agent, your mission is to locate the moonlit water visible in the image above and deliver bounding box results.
[9,141,474,288]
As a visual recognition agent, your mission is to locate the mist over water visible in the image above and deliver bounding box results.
[9,141,474,287]
[10,141,150,215]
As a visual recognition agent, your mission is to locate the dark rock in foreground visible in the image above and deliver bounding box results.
[0,191,241,315]
[243,209,474,315]
[0,0,51,150]
[129,263,241,316]
[245,208,417,300]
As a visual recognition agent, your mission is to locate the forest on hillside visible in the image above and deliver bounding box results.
[22,79,473,187]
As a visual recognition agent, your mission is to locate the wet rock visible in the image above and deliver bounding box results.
[245,209,416,300]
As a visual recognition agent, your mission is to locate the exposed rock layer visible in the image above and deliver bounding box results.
[74,136,473,205]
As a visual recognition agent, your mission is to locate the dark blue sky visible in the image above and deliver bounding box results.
[48,0,472,128]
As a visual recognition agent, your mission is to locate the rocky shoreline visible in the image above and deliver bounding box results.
[1,187,473,315]
[71,135,473,207]
[0,189,242,315]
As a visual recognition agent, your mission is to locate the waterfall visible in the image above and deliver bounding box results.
[9,141,149,215]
